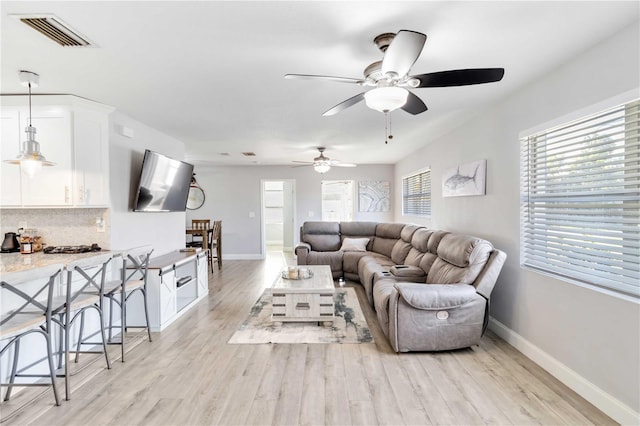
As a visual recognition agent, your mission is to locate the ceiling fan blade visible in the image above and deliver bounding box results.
[381,30,427,78]
[333,163,357,168]
[414,68,505,88]
[292,161,313,164]
[401,91,428,115]
[284,74,362,84]
[322,92,366,116]
[291,163,313,168]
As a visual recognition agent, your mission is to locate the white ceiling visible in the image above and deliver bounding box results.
[1,1,638,167]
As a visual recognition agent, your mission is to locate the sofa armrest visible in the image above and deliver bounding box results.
[394,282,477,310]
[473,249,507,299]
[389,265,426,282]
[295,242,311,264]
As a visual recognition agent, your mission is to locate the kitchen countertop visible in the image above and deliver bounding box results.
[0,251,114,274]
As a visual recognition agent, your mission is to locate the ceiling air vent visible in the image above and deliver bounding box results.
[14,14,93,47]
[242,152,256,157]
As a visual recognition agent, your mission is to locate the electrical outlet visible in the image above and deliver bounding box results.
[96,217,106,233]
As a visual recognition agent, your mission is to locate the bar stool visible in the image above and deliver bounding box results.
[102,246,153,362]
[0,264,62,410]
[51,253,113,400]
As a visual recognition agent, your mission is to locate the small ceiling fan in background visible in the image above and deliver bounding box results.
[292,147,357,174]
[285,29,505,117]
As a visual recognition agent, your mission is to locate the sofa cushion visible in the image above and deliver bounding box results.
[418,253,439,276]
[390,240,412,264]
[427,230,449,254]
[359,254,394,305]
[342,251,369,275]
[302,221,341,251]
[427,234,493,284]
[411,228,433,252]
[340,238,369,252]
[404,248,425,267]
[340,221,376,251]
[304,250,344,274]
[376,223,405,239]
[340,221,377,237]
[372,223,404,258]
[400,225,422,243]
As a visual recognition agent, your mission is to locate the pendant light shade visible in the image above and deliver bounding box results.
[3,71,55,177]
[364,87,409,113]
[6,126,55,177]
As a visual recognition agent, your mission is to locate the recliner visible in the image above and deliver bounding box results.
[295,221,507,352]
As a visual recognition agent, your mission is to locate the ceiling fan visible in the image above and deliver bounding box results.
[292,147,357,174]
[285,30,504,116]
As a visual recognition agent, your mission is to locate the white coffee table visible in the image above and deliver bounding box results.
[271,265,335,323]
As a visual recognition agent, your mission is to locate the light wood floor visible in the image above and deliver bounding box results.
[3,251,615,425]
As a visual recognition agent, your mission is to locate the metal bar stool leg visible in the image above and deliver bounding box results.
[96,306,111,369]
[64,312,71,401]
[44,330,61,406]
[142,289,152,343]
[3,340,20,401]
[74,310,86,363]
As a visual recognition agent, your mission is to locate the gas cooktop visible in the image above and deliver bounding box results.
[43,244,101,254]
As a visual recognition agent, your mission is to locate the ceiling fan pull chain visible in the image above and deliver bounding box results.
[384,112,394,144]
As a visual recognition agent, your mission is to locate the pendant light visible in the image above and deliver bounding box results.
[4,71,55,177]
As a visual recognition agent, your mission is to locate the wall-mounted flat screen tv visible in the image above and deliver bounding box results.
[132,149,194,212]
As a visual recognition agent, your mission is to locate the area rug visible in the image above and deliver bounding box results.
[228,287,374,344]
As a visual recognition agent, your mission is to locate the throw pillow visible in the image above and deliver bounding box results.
[340,237,369,252]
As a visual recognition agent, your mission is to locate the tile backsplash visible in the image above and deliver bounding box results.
[0,208,110,249]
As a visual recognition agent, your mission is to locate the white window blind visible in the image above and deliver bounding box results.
[520,99,640,298]
[403,169,431,216]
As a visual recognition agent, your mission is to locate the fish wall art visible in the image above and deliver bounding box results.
[442,159,486,197]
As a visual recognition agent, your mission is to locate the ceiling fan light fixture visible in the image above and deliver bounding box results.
[313,162,331,174]
[364,87,408,113]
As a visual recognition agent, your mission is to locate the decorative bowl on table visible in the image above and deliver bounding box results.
[281,267,313,280]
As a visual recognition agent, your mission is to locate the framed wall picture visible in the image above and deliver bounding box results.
[442,159,486,197]
[359,181,390,212]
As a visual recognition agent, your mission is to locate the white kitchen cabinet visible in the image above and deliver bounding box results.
[0,95,112,208]
[143,250,208,332]
[0,109,22,206]
[73,106,110,206]
[20,106,73,206]
[196,251,208,296]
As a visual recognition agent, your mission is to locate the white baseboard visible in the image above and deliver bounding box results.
[489,317,639,425]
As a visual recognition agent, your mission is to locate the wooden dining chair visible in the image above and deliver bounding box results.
[187,219,210,248]
[207,220,222,272]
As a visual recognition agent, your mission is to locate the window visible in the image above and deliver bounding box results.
[321,180,354,222]
[403,169,431,216]
[520,99,639,299]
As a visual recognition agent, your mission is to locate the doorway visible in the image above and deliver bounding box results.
[321,180,354,222]
[261,180,295,258]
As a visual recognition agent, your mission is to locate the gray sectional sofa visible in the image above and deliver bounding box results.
[295,221,506,352]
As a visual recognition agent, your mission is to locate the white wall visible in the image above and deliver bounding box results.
[395,22,640,423]
[109,111,187,256]
[186,164,393,258]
